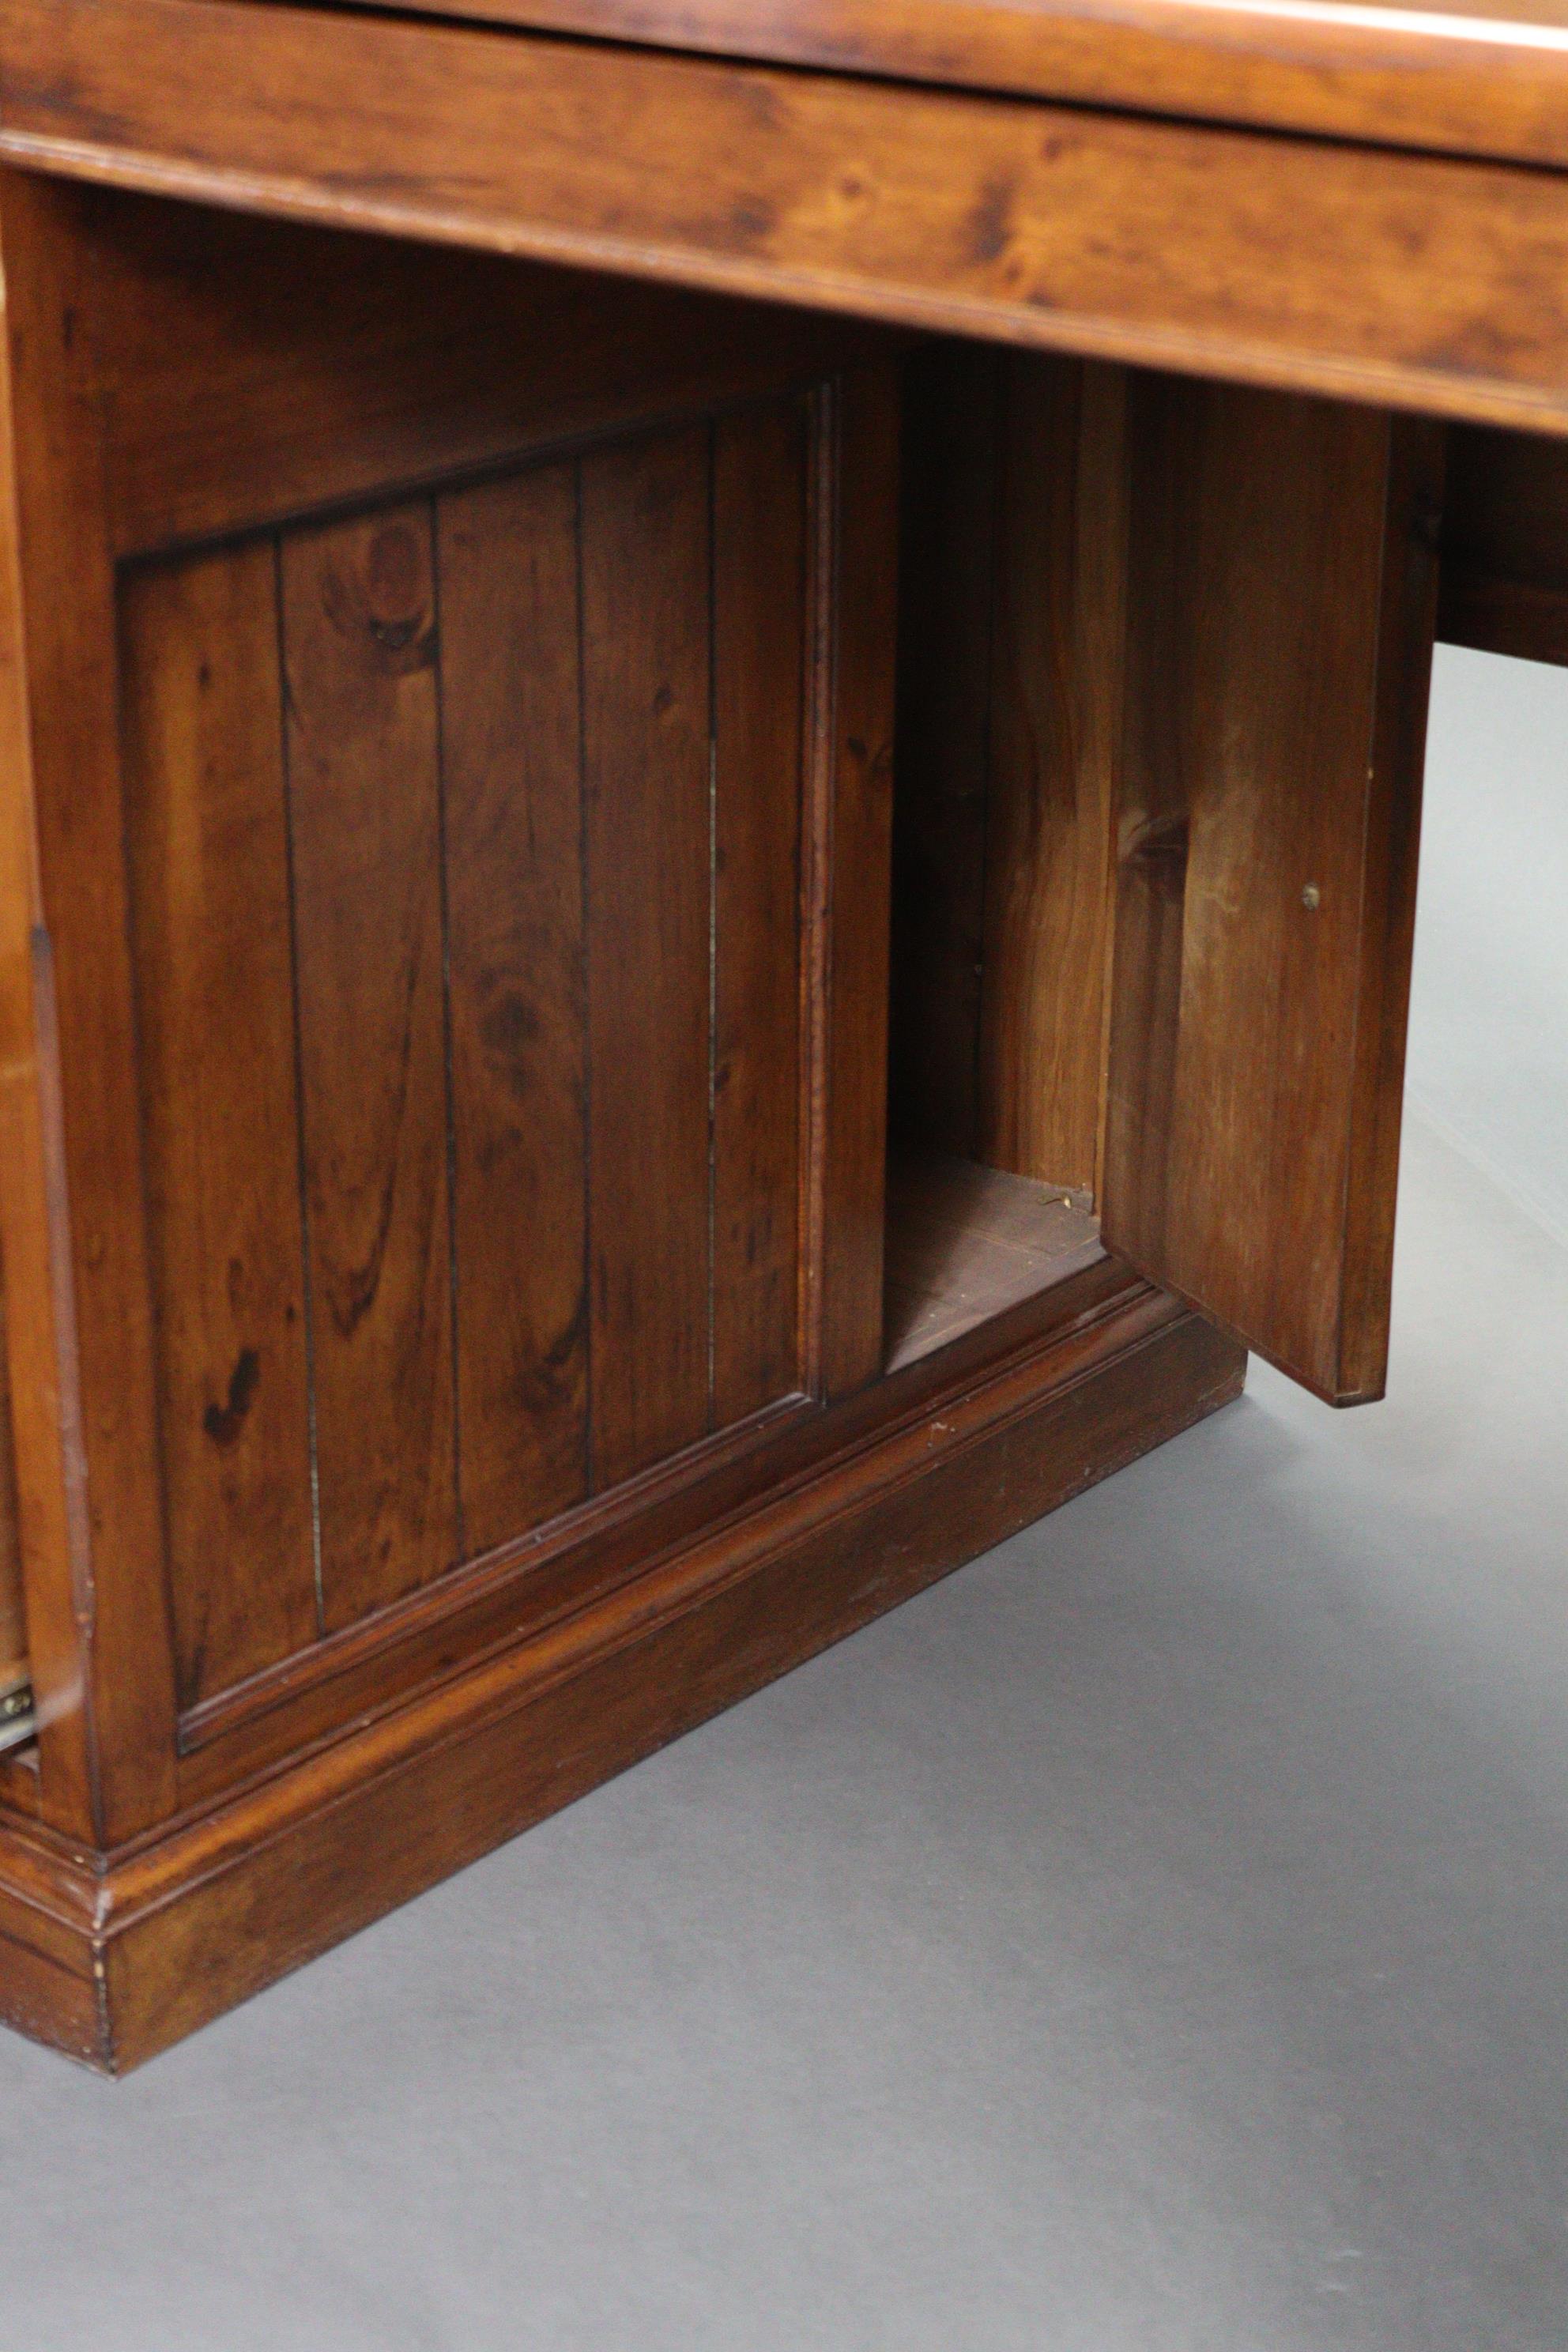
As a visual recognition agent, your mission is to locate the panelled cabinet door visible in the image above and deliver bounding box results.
[1102,375,1444,1405]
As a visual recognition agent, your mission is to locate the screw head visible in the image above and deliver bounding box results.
[1301,884,1321,911]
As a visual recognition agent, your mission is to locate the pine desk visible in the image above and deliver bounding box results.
[0,0,1562,2067]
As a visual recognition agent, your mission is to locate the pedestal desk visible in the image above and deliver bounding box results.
[0,0,1562,2067]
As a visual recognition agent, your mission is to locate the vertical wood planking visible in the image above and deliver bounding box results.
[816,364,900,1398]
[439,463,590,1554]
[122,544,317,1702]
[1104,375,1438,1403]
[887,341,1000,1162]
[977,354,1124,1197]
[581,426,713,1487]
[711,398,806,1424]
[282,502,458,1625]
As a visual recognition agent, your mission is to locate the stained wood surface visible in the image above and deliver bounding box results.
[0,1271,1241,2070]
[283,505,459,1627]
[0,290,73,1780]
[1103,377,1443,1404]
[1439,424,1568,668]
[107,377,892,1720]
[890,347,1121,1199]
[581,428,714,1488]
[712,399,808,1428]
[11,0,1568,433]
[122,545,318,1698]
[439,467,590,1556]
[322,0,1568,172]
[1,186,893,1736]
[72,187,895,561]
[815,366,900,1398]
[883,1153,1101,1371]
[0,1267,27,1695]
[977,355,1123,1195]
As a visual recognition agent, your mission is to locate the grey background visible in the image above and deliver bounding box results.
[0,646,1563,2350]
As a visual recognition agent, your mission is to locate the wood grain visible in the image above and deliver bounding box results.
[439,463,590,1557]
[121,544,317,1703]
[977,354,1123,1194]
[10,0,1568,434]
[0,1272,1241,2069]
[323,0,1568,174]
[281,503,458,1623]
[712,398,807,1424]
[889,347,1121,1199]
[78,186,896,561]
[0,169,179,1841]
[581,427,714,1487]
[0,1261,28,1696]
[1103,376,1442,1404]
[882,1151,1101,1371]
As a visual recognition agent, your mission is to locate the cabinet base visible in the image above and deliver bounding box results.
[0,1282,1243,2072]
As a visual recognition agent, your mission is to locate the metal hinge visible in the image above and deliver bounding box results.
[0,1683,36,1757]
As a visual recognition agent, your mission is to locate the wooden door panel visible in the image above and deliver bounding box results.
[107,358,895,1734]
[1104,377,1442,1404]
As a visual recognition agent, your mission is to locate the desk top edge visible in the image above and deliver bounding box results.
[306,0,1568,171]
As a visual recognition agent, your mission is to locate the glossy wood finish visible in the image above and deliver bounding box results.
[1103,378,1443,1405]
[123,404,892,1709]
[286,504,460,1626]
[121,545,318,1698]
[0,180,903,1838]
[0,1280,1244,2071]
[0,0,1552,2060]
[330,0,1568,172]
[9,0,1568,433]
[0,168,180,1843]
[0,289,86,1811]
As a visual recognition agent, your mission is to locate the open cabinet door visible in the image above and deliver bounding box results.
[1102,376,1444,1405]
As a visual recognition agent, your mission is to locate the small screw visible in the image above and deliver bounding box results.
[1301,884,1321,910]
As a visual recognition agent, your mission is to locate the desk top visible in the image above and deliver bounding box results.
[330,0,1568,169]
[8,0,1568,435]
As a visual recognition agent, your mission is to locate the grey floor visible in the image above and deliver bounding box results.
[0,650,1564,2351]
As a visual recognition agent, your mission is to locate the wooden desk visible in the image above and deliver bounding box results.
[0,0,1561,2069]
